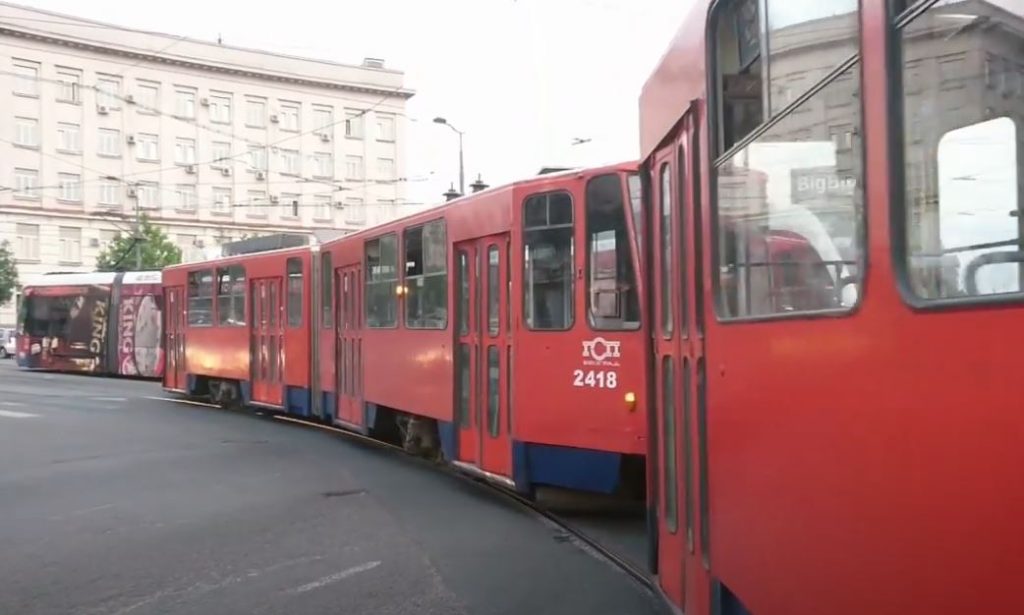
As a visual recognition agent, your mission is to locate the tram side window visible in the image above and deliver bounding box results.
[523,191,574,330]
[714,64,863,317]
[216,265,246,326]
[586,173,640,330]
[321,252,333,328]
[713,0,859,152]
[366,234,398,328]
[898,4,1024,300]
[405,220,448,329]
[286,258,303,327]
[187,269,214,326]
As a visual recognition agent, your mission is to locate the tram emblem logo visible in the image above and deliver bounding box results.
[582,337,621,366]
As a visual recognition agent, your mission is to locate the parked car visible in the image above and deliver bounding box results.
[1,328,16,359]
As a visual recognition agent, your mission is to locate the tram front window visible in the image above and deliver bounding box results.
[585,173,640,330]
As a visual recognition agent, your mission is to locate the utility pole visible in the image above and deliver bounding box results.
[433,117,465,196]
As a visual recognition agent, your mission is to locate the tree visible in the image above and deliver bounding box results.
[0,240,18,308]
[95,216,182,271]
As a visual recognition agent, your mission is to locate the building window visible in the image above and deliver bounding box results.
[376,114,396,141]
[137,182,160,209]
[58,227,82,264]
[216,265,246,326]
[58,173,82,202]
[377,157,395,180]
[175,138,197,165]
[56,67,81,103]
[313,106,333,138]
[313,152,333,178]
[345,109,364,138]
[175,87,196,118]
[208,92,231,123]
[313,195,332,220]
[13,59,39,96]
[99,229,117,248]
[246,97,267,127]
[345,155,364,180]
[586,173,641,330]
[136,133,159,161]
[98,128,121,157]
[279,101,300,131]
[404,220,447,329]
[365,234,398,327]
[212,187,232,214]
[247,145,267,172]
[136,81,159,113]
[14,117,38,147]
[15,224,40,260]
[287,257,303,327]
[56,123,81,153]
[13,169,38,199]
[176,184,197,211]
[211,141,231,168]
[187,270,214,326]
[96,76,121,109]
[99,180,121,206]
[246,190,266,216]
[279,149,300,175]
[321,251,333,328]
[281,192,300,218]
[344,198,365,225]
[523,191,574,330]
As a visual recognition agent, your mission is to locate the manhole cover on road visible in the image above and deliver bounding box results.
[322,489,367,498]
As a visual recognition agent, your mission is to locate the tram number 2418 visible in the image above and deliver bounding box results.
[572,369,618,389]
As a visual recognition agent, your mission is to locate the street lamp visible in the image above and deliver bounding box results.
[433,116,464,196]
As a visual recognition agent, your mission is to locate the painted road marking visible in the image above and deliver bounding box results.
[0,409,40,419]
[91,397,128,402]
[288,561,382,594]
[1,401,25,407]
[144,396,220,409]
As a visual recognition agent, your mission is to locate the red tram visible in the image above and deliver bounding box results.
[17,271,164,377]
[641,0,1023,613]
[163,162,648,496]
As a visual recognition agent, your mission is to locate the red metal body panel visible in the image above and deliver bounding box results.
[641,1,1024,614]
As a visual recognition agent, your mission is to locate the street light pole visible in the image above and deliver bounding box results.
[433,117,465,195]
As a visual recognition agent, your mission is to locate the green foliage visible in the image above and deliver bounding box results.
[0,240,18,307]
[95,216,182,271]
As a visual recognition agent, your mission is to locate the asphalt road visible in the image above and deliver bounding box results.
[0,361,662,615]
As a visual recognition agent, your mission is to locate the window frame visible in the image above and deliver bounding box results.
[187,269,214,327]
[522,190,576,332]
[705,0,867,324]
[403,219,449,330]
[887,0,1024,310]
[365,233,400,329]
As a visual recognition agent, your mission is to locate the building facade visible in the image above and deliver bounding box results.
[0,2,414,325]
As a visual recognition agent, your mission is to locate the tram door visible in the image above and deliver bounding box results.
[164,286,187,391]
[454,234,512,483]
[651,108,709,614]
[250,277,284,406]
[336,265,364,427]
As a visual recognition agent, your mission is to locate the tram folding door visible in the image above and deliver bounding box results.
[250,277,284,407]
[651,108,710,615]
[164,286,187,391]
[453,234,513,485]
[335,265,364,428]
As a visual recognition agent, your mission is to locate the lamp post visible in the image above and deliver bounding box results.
[433,116,464,196]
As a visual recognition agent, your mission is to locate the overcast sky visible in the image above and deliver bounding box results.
[19,0,694,208]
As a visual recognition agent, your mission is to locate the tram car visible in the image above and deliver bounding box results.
[16,270,164,378]
[163,162,648,497]
[640,0,1022,614]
